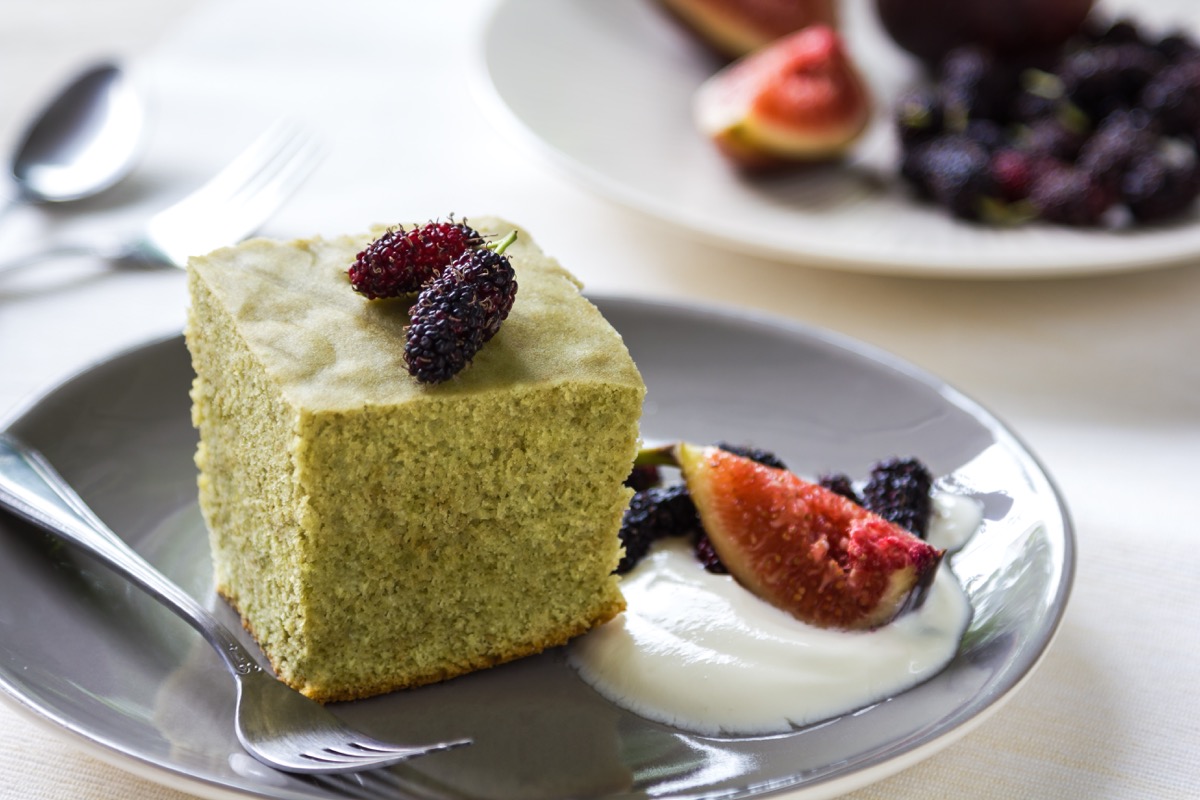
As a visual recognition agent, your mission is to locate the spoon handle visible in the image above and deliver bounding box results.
[0,433,259,677]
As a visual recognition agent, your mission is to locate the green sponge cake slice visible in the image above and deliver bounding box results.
[185,217,645,702]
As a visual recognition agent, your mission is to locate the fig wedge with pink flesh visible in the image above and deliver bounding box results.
[676,443,944,630]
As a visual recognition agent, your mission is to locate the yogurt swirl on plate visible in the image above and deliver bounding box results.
[569,493,982,735]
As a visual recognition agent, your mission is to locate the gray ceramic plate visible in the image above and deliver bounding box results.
[0,296,1072,800]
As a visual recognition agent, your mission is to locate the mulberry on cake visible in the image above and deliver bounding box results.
[185,217,645,702]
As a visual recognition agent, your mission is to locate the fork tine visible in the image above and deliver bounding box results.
[164,121,309,213]
[304,736,470,763]
[297,737,469,771]
[347,737,471,757]
[299,751,407,767]
[214,133,324,236]
[143,121,323,265]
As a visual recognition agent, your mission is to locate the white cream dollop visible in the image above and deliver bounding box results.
[568,493,981,735]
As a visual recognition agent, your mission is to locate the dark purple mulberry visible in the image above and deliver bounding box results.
[1121,150,1200,223]
[1076,109,1159,192]
[1152,32,1200,65]
[715,442,787,470]
[1017,116,1088,163]
[938,46,1015,127]
[1140,59,1200,139]
[403,232,517,384]
[989,148,1038,202]
[616,484,701,574]
[348,219,482,300]
[1059,44,1166,121]
[861,457,934,538]
[1008,69,1065,124]
[1027,163,1115,226]
[907,134,997,220]
[624,464,662,493]
[693,534,728,574]
[963,119,1006,153]
[1080,17,1144,48]
[895,86,944,146]
[818,473,861,505]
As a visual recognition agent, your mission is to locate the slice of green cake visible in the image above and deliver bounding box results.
[185,217,645,702]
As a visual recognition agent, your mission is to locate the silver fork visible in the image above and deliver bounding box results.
[0,433,471,773]
[0,121,323,273]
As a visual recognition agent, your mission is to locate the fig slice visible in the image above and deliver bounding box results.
[659,0,838,60]
[675,443,944,630]
[694,24,872,168]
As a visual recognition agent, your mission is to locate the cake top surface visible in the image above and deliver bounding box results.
[187,216,644,410]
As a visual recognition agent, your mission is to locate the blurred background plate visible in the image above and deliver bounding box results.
[477,0,1200,277]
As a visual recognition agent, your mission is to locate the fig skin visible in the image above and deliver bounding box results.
[659,0,838,60]
[694,24,872,168]
[875,0,1097,67]
[676,443,944,631]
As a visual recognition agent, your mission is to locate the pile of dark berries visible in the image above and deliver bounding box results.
[348,219,518,384]
[616,484,702,574]
[897,17,1200,226]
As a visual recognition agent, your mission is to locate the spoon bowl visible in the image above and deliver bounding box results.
[7,62,144,209]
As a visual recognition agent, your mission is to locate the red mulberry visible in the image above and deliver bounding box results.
[349,219,482,300]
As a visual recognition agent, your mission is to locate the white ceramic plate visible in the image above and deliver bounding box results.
[476,0,1200,277]
[0,297,1072,799]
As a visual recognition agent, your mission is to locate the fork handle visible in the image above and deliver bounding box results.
[0,433,260,677]
[0,241,171,274]
[0,243,103,274]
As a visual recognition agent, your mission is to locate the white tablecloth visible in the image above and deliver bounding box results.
[1,1,1198,798]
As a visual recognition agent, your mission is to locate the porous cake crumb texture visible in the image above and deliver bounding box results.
[186,218,644,701]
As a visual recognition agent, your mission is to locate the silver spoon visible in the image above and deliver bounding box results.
[2,62,144,221]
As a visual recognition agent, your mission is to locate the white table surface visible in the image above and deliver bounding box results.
[2,1,1199,798]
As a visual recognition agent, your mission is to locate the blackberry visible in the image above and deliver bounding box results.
[909,134,997,220]
[1028,163,1115,226]
[1153,32,1200,65]
[1140,60,1200,139]
[900,143,937,198]
[624,464,662,493]
[989,148,1037,201]
[963,119,1006,152]
[1008,68,1066,124]
[348,218,482,300]
[403,231,517,384]
[1059,43,1165,120]
[693,534,728,574]
[861,457,934,538]
[895,86,944,147]
[616,484,701,574]
[1016,116,1087,162]
[818,473,861,505]
[714,442,787,470]
[938,46,1014,128]
[1080,17,1144,48]
[1121,150,1200,223]
[1076,109,1158,192]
